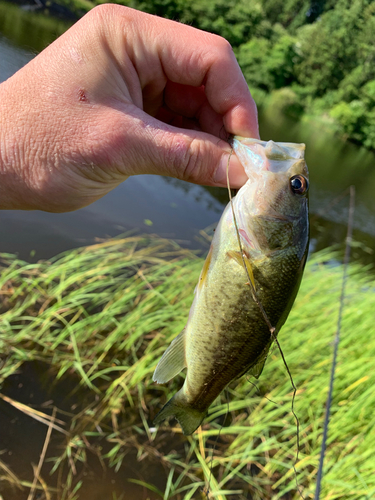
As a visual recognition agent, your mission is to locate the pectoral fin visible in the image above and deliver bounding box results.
[227,250,256,290]
[153,329,186,384]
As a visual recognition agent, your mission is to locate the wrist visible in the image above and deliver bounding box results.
[0,78,43,211]
[0,81,20,210]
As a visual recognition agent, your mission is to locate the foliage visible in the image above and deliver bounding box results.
[6,0,372,148]
[267,87,305,118]
[49,0,375,149]
[0,236,375,499]
[171,0,264,48]
[236,31,300,92]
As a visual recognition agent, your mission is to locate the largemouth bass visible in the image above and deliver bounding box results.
[153,137,309,435]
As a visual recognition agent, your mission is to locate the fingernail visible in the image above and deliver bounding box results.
[214,152,248,188]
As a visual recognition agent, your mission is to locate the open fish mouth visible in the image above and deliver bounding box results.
[229,136,306,179]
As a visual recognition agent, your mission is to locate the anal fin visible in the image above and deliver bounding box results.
[248,356,267,379]
[154,390,206,435]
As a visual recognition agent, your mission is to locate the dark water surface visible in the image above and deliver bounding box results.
[1,2,375,499]
[0,361,167,500]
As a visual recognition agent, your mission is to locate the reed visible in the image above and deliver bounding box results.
[0,235,373,499]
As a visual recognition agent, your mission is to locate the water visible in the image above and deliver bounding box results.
[1,3,374,499]
[0,361,168,500]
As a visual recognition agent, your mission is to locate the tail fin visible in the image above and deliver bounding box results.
[154,391,206,436]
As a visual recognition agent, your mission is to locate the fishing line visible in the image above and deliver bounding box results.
[226,148,305,500]
[310,186,350,224]
[245,376,279,407]
[314,185,355,500]
[203,389,231,499]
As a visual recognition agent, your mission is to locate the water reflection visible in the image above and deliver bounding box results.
[0,33,33,82]
[0,0,72,53]
[0,361,166,500]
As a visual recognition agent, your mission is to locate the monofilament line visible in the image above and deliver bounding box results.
[204,390,230,499]
[314,185,355,500]
[226,149,304,499]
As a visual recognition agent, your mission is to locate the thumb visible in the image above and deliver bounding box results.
[119,109,248,188]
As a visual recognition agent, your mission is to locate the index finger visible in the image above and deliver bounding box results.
[113,7,259,138]
[159,28,259,138]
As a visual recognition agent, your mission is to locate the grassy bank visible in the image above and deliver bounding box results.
[0,236,374,499]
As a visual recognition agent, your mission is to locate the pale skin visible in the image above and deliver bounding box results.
[0,4,259,212]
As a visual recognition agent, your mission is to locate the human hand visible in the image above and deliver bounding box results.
[0,5,259,212]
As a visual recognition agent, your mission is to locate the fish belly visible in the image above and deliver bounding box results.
[182,247,271,412]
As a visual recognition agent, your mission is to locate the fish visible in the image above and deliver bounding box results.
[153,137,309,435]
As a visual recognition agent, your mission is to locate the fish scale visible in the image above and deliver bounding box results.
[153,137,309,435]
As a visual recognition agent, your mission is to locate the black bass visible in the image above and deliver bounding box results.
[153,137,309,435]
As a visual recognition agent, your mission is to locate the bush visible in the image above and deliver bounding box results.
[268,87,304,118]
[330,100,366,140]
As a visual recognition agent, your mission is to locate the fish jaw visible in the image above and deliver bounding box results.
[230,136,306,177]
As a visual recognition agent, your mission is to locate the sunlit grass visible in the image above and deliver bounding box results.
[0,235,374,499]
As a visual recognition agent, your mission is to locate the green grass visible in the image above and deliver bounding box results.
[0,235,374,499]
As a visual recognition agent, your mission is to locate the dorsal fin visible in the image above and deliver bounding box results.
[196,245,213,294]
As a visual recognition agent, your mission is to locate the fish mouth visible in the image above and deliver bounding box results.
[229,136,307,179]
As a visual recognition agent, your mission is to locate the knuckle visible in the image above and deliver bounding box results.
[197,33,234,63]
[214,34,233,52]
[206,33,233,55]
[162,133,203,182]
[85,4,126,25]
[180,138,204,183]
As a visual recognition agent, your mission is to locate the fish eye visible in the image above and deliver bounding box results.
[290,175,308,196]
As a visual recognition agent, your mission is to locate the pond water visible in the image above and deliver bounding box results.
[1,2,375,499]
